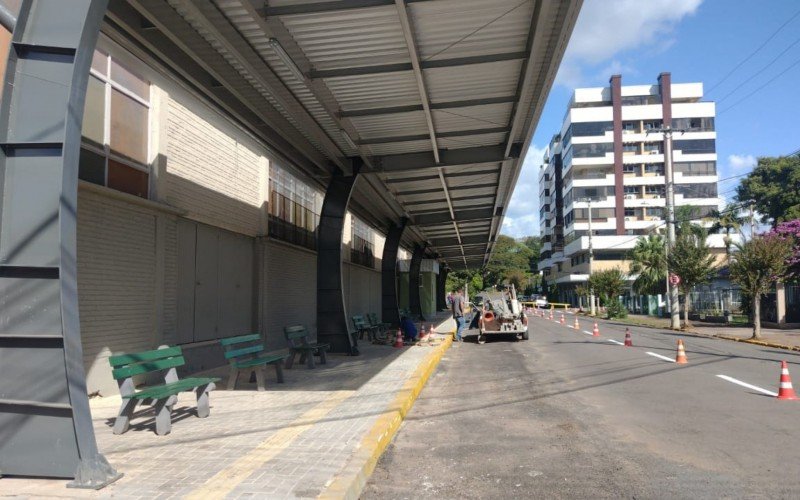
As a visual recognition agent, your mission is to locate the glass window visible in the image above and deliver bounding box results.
[645,185,665,196]
[623,163,636,173]
[674,161,716,176]
[673,139,716,154]
[622,144,638,153]
[675,183,718,198]
[624,185,638,194]
[570,121,614,137]
[645,163,664,174]
[572,142,614,158]
[624,208,635,217]
[269,164,322,251]
[80,49,151,199]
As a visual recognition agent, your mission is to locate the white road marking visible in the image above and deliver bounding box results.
[646,351,676,363]
[607,339,624,345]
[582,330,594,336]
[716,374,778,397]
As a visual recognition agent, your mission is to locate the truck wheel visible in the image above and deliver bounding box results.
[522,328,530,340]
[515,332,523,341]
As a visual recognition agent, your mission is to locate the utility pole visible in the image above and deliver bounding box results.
[587,198,596,316]
[658,127,681,330]
[749,203,755,239]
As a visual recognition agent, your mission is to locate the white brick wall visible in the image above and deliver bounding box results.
[165,96,266,237]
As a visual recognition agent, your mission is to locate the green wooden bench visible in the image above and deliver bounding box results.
[368,312,391,336]
[352,314,379,341]
[284,325,331,369]
[108,346,220,436]
[220,334,289,391]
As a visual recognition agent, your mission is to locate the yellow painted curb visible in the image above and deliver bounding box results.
[319,331,453,500]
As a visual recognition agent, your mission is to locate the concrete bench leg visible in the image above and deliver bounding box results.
[274,362,285,383]
[227,365,239,391]
[285,352,296,369]
[254,367,266,392]
[306,351,316,369]
[195,384,212,418]
[113,399,137,435]
[319,349,328,365]
[153,399,172,436]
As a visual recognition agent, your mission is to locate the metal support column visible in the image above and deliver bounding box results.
[381,218,407,327]
[0,0,120,488]
[436,266,448,311]
[316,162,361,354]
[409,244,424,320]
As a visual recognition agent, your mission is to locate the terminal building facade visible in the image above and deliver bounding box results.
[537,73,730,306]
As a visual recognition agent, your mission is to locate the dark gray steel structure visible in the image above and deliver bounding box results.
[381,218,408,327]
[0,0,120,488]
[408,244,424,320]
[0,0,581,485]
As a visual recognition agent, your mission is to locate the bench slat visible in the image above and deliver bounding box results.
[112,355,185,380]
[234,354,288,369]
[224,344,264,360]
[109,346,182,367]
[219,334,261,346]
[284,325,308,339]
[291,343,330,351]
[123,377,220,400]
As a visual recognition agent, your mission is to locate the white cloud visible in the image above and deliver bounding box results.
[555,0,702,87]
[502,144,546,238]
[727,154,756,171]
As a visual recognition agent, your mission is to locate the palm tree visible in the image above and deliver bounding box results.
[627,235,667,296]
[708,205,746,266]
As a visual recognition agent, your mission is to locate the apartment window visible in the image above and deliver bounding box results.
[674,161,716,176]
[544,189,550,196]
[673,139,716,154]
[80,49,150,198]
[622,121,637,132]
[624,185,639,195]
[645,185,665,196]
[675,183,718,198]
[570,121,614,137]
[622,144,638,154]
[621,95,660,105]
[623,163,636,174]
[624,208,635,217]
[645,163,665,174]
[572,142,614,158]
[643,120,662,130]
[643,142,663,154]
[646,207,663,217]
[672,117,715,132]
[269,165,321,250]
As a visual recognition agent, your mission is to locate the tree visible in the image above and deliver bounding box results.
[627,234,666,296]
[765,219,800,280]
[575,283,590,310]
[446,270,483,297]
[588,268,627,319]
[667,231,718,328]
[736,155,800,227]
[484,235,534,289]
[729,234,794,339]
[709,204,746,267]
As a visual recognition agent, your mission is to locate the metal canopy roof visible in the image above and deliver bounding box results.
[107,0,581,269]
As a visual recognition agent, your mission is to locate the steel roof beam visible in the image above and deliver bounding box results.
[401,193,495,205]
[384,168,499,184]
[339,96,517,118]
[309,51,528,79]
[263,0,429,16]
[432,235,489,247]
[414,207,495,226]
[395,182,498,197]
[358,127,509,145]
[376,143,522,173]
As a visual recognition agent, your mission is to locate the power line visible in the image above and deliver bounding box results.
[706,6,800,95]
[716,33,800,104]
[718,54,800,115]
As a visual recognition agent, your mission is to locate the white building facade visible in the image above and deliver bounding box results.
[538,73,726,304]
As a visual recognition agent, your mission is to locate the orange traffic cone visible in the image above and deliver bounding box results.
[394,329,404,348]
[777,361,798,400]
[623,328,632,346]
[593,323,600,337]
[560,313,565,325]
[429,324,435,336]
[549,310,554,320]
[675,339,688,364]
[573,316,580,330]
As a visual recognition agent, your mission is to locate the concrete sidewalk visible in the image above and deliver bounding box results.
[1,315,455,499]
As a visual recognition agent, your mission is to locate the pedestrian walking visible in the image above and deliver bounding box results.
[452,287,465,342]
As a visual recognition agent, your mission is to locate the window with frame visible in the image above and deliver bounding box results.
[622,163,636,173]
[624,185,639,195]
[645,185,665,196]
[80,49,151,198]
[645,162,665,174]
[269,164,321,250]
[351,217,375,268]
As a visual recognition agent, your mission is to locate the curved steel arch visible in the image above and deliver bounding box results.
[0,0,119,488]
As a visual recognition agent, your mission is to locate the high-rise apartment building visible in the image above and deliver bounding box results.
[538,73,729,303]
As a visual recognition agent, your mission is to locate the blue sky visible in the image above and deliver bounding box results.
[502,0,800,238]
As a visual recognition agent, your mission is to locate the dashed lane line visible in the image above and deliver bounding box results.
[646,351,676,363]
[582,330,594,336]
[716,374,778,397]
[607,339,625,345]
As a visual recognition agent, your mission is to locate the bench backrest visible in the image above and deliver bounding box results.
[367,313,381,327]
[284,325,311,347]
[108,346,185,381]
[219,334,264,363]
[352,315,368,329]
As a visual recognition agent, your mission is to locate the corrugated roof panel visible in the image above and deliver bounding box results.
[390,178,443,193]
[438,132,507,150]
[348,110,429,139]
[432,103,514,133]
[365,139,432,156]
[424,60,523,103]
[324,71,421,109]
[410,0,533,61]
[279,6,410,70]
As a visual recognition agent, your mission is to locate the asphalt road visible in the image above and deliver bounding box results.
[362,313,800,499]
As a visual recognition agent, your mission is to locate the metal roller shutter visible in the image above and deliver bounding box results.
[264,240,317,351]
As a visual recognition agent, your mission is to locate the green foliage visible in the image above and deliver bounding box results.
[627,234,666,295]
[484,235,535,289]
[668,231,718,297]
[729,234,794,338]
[446,270,482,297]
[588,268,627,305]
[736,155,800,226]
[605,299,628,319]
[574,284,590,299]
